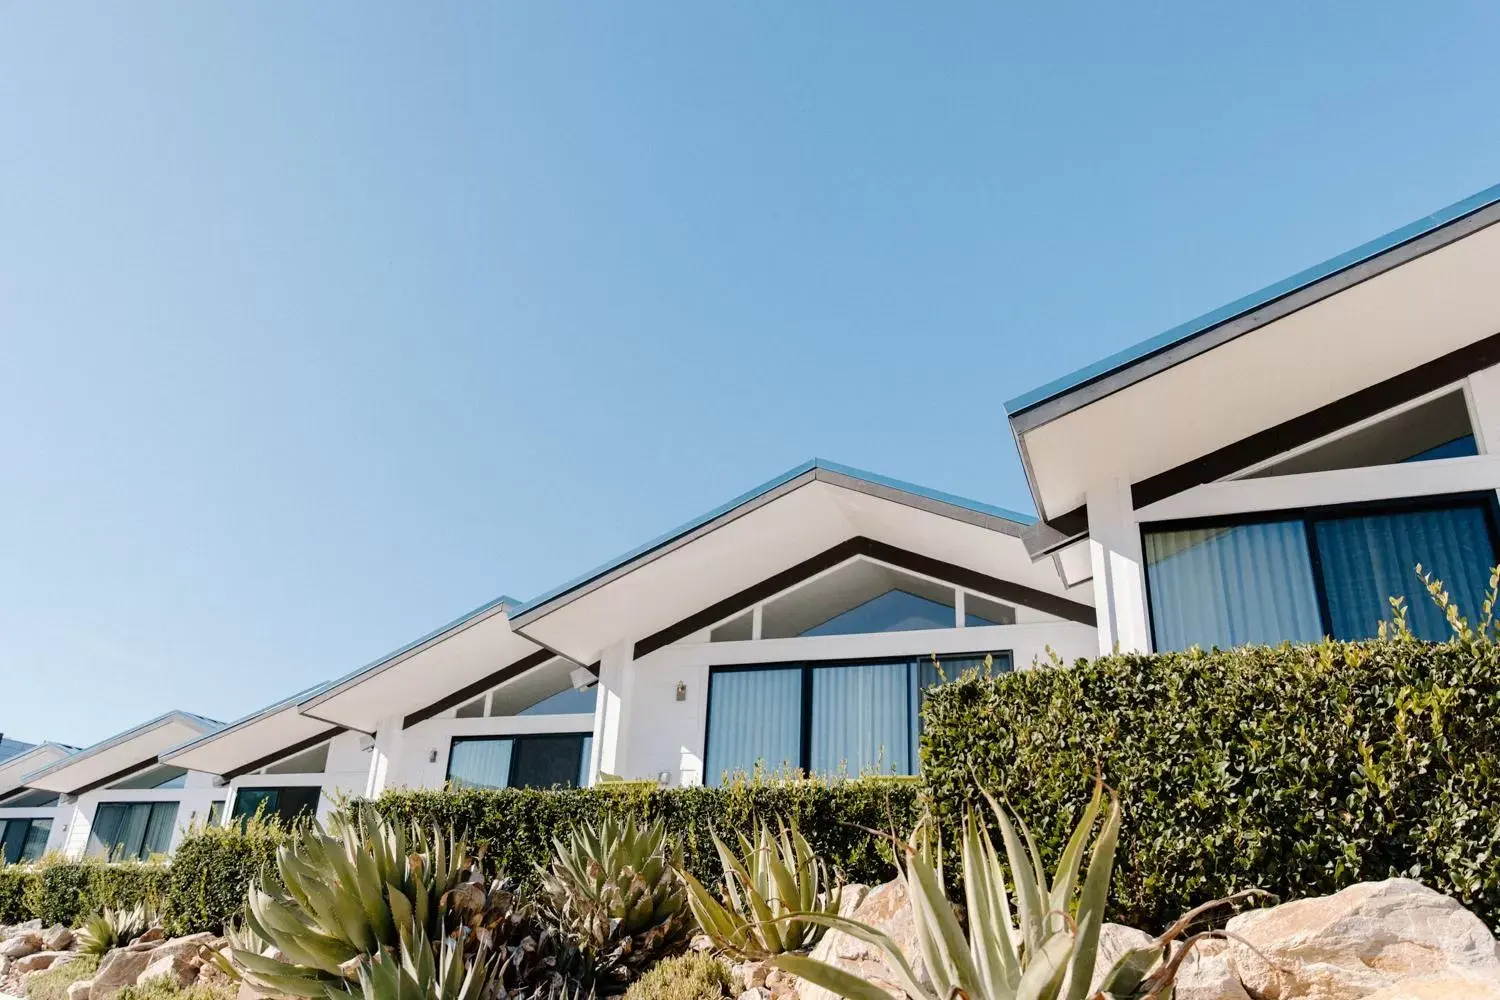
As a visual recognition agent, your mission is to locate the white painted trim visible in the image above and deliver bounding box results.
[1137,455,1500,523]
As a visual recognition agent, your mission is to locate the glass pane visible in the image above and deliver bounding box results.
[1314,504,1498,641]
[810,661,912,777]
[231,788,278,822]
[20,819,51,862]
[116,804,151,860]
[0,820,27,865]
[142,803,179,857]
[705,667,802,786]
[518,686,597,716]
[1145,521,1323,650]
[801,590,955,637]
[276,787,321,822]
[447,738,514,790]
[578,736,594,787]
[207,801,224,827]
[87,804,127,859]
[509,735,587,789]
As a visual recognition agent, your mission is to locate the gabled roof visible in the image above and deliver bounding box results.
[1004,181,1500,523]
[508,459,1085,664]
[22,711,222,794]
[160,682,341,777]
[1006,180,1500,426]
[0,737,35,763]
[0,742,77,796]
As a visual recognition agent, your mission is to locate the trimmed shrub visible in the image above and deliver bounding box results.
[23,859,170,928]
[921,635,1500,930]
[163,817,288,935]
[25,954,99,1000]
[113,979,235,1000]
[375,777,921,890]
[623,952,733,1000]
[0,865,35,923]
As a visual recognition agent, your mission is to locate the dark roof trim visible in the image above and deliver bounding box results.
[402,649,557,729]
[633,535,1095,660]
[1007,182,1500,431]
[511,460,1035,630]
[223,726,346,781]
[1132,328,1500,511]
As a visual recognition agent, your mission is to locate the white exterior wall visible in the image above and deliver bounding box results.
[1086,362,1500,655]
[611,620,1098,786]
[46,769,222,860]
[222,730,370,823]
[386,712,596,790]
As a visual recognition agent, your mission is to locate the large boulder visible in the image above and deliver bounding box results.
[12,949,69,973]
[1226,878,1500,1000]
[0,931,43,959]
[796,880,923,1000]
[90,946,156,1000]
[43,925,75,952]
[138,949,198,988]
[67,980,95,1000]
[1360,973,1500,999]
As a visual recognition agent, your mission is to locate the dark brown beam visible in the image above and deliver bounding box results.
[222,726,346,781]
[402,648,556,729]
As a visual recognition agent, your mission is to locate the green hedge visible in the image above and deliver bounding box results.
[921,636,1500,930]
[0,865,34,923]
[163,818,289,935]
[23,859,172,927]
[375,777,922,889]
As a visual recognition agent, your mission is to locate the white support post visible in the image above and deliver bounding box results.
[751,605,763,640]
[1086,478,1152,655]
[364,716,404,798]
[954,589,966,628]
[1466,364,1500,457]
[592,640,635,780]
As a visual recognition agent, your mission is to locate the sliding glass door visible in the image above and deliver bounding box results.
[1144,494,1500,649]
[0,818,52,864]
[88,802,179,860]
[705,651,1011,785]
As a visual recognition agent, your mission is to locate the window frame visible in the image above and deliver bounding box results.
[1140,491,1500,651]
[444,732,593,790]
[229,785,322,826]
[0,817,52,864]
[87,801,180,861]
[704,650,1012,781]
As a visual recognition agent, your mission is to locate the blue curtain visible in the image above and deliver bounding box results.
[706,667,802,785]
[1314,505,1496,641]
[1144,521,1323,650]
[810,661,911,776]
[447,738,514,789]
[87,804,127,859]
[19,820,51,862]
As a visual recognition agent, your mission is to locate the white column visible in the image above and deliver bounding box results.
[591,640,635,780]
[1086,478,1151,655]
[364,716,404,797]
[45,797,81,857]
[1466,364,1500,457]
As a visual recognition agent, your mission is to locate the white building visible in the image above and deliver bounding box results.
[12,180,1500,856]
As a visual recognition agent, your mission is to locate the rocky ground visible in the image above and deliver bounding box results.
[0,921,231,1000]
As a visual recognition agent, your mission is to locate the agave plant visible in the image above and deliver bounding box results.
[681,820,843,960]
[539,814,694,989]
[229,804,570,1000]
[78,904,156,955]
[343,931,492,1000]
[770,780,1259,1000]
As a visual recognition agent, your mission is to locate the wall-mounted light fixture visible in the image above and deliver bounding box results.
[428,749,439,764]
[675,681,687,702]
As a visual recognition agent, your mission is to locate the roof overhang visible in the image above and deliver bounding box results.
[161,684,342,778]
[23,712,222,794]
[509,461,1089,664]
[297,597,544,734]
[1006,185,1500,521]
[0,743,74,796]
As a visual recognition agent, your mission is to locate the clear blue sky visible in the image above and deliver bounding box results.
[5,3,1500,746]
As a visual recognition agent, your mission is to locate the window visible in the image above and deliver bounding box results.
[517,686,597,716]
[446,734,592,790]
[207,801,225,827]
[109,765,188,790]
[230,786,321,825]
[263,742,330,775]
[1245,391,1477,479]
[88,802,179,860]
[1144,495,1500,649]
[0,788,59,808]
[704,652,1011,785]
[0,818,52,864]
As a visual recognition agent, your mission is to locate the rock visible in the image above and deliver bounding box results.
[797,880,924,1000]
[1360,973,1500,999]
[1079,923,1155,996]
[43,926,74,951]
[690,933,716,953]
[13,949,68,972]
[1173,938,1252,1000]
[90,946,156,1000]
[67,980,95,1000]
[238,980,280,1000]
[148,933,216,963]
[139,949,198,988]
[0,932,43,959]
[131,928,165,946]
[735,962,769,989]
[0,955,10,976]
[738,990,766,1000]
[1226,878,1500,1000]
[196,959,230,986]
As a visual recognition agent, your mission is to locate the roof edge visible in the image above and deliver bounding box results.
[21,711,222,783]
[1005,180,1500,422]
[160,682,334,762]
